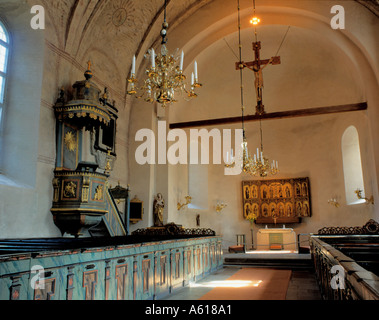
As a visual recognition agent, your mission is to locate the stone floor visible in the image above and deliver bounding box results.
[161,266,322,300]
[286,270,322,300]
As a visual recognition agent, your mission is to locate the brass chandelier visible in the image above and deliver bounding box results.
[237,0,279,178]
[242,120,279,178]
[127,0,201,108]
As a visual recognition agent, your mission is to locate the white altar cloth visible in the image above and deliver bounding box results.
[256,227,297,251]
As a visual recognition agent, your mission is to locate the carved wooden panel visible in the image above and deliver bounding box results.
[187,250,192,274]
[10,277,21,301]
[83,270,98,300]
[175,253,181,279]
[160,256,167,285]
[66,267,75,300]
[115,264,128,300]
[142,259,151,294]
[34,278,56,300]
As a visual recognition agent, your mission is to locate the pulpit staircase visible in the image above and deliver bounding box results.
[89,188,128,237]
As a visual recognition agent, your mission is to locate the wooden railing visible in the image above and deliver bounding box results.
[0,236,223,300]
[310,235,379,300]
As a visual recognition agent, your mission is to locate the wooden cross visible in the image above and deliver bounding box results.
[236,41,281,115]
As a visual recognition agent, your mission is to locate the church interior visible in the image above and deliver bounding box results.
[0,0,378,302]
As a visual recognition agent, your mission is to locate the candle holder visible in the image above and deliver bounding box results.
[127,1,201,108]
[215,202,228,213]
[328,198,340,208]
[177,196,192,211]
[355,189,374,205]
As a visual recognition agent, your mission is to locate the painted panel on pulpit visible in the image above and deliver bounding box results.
[242,178,311,224]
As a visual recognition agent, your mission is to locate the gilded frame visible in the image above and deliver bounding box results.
[129,196,143,225]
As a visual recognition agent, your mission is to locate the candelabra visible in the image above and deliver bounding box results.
[177,196,192,211]
[240,132,279,178]
[355,189,374,205]
[127,0,201,108]
[328,198,340,208]
[215,201,228,213]
[250,147,279,178]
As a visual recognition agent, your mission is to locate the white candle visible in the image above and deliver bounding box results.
[231,148,234,159]
[191,72,195,86]
[194,61,198,80]
[226,152,230,163]
[180,51,184,71]
[276,161,279,169]
[151,49,156,68]
[132,55,136,76]
[257,148,260,161]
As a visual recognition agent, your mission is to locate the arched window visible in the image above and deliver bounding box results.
[0,21,9,124]
[342,126,366,205]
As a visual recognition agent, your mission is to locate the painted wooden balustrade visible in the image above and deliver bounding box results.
[0,236,223,300]
[310,235,379,300]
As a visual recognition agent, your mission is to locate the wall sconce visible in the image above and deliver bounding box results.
[215,201,227,213]
[177,196,192,211]
[328,198,340,208]
[355,189,374,205]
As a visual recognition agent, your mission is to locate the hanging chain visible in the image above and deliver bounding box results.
[161,0,168,45]
[253,0,258,43]
[238,0,245,135]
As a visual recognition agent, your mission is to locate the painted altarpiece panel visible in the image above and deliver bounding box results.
[242,178,311,225]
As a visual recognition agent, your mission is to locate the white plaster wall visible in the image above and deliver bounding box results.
[0,0,378,241]
[0,1,60,238]
[165,23,377,249]
[0,0,131,239]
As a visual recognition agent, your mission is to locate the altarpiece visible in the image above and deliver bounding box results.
[243,178,312,225]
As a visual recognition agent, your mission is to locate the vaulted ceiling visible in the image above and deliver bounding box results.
[36,0,379,56]
[27,0,378,104]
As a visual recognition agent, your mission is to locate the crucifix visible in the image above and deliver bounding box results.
[236,41,281,115]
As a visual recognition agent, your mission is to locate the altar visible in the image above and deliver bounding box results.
[256,227,297,251]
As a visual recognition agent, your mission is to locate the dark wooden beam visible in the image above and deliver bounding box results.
[169,102,368,129]
[235,57,281,70]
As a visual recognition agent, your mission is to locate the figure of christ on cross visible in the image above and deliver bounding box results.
[236,41,280,115]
